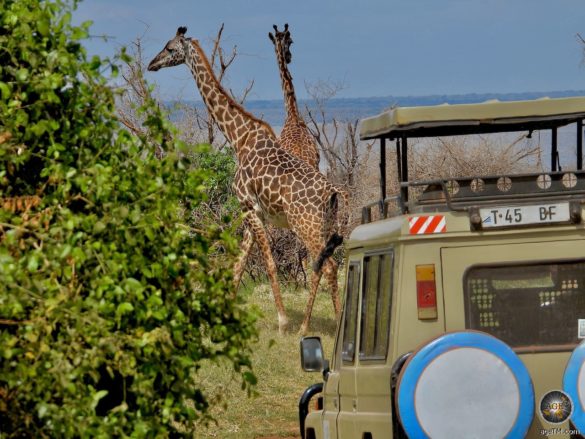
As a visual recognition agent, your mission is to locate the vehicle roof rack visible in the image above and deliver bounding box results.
[358,96,585,222]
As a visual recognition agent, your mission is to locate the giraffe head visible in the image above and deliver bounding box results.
[268,23,292,64]
[147,26,190,71]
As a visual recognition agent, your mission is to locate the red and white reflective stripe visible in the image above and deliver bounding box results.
[409,215,446,235]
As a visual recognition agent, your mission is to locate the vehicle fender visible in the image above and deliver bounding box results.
[304,411,323,439]
[299,383,323,439]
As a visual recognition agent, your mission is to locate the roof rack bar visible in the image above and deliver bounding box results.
[379,137,387,216]
[402,180,467,212]
[578,119,583,171]
[401,135,409,207]
[361,196,406,224]
[408,172,585,212]
[552,127,558,172]
[395,137,402,182]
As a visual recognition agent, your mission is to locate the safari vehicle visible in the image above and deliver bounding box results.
[299,96,585,439]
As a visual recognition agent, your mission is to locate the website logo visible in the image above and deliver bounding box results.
[539,390,573,424]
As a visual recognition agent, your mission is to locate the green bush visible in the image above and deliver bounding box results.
[0,0,258,437]
[189,148,240,231]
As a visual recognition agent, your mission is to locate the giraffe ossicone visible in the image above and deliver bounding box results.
[148,26,343,335]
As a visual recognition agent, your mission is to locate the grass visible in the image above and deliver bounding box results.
[193,277,340,439]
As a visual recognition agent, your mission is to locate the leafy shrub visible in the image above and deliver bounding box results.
[0,0,258,437]
[188,148,239,231]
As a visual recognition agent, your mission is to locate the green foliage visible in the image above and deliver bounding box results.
[0,0,258,437]
[189,148,240,230]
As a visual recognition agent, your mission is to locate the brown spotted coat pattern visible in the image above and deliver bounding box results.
[148,27,342,334]
[269,24,351,236]
[268,24,319,171]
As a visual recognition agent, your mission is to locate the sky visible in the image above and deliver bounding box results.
[74,0,585,102]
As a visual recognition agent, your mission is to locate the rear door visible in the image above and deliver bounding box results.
[441,239,585,435]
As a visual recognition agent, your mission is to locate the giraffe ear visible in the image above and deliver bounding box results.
[268,32,275,43]
[177,26,187,37]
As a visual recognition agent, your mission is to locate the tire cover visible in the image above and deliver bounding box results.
[563,339,585,430]
[396,331,534,439]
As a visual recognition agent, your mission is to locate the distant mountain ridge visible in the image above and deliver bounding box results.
[175,90,585,127]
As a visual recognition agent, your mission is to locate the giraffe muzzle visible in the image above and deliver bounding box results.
[147,60,161,72]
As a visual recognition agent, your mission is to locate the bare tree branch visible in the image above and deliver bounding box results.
[118,23,254,152]
[578,33,585,66]
[301,80,375,230]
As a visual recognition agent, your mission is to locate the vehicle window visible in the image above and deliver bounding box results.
[465,260,585,348]
[359,252,394,360]
[341,262,360,364]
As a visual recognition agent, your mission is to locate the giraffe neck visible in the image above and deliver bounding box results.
[185,40,276,154]
[275,48,300,121]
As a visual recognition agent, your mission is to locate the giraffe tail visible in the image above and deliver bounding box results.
[313,192,344,273]
[312,232,343,273]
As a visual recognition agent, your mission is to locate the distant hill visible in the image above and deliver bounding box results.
[174,90,585,127]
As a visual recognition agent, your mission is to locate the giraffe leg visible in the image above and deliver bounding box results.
[298,224,343,334]
[298,258,340,335]
[298,241,327,335]
[233,225,254,290]
[299,267,324,336]
[322,258,341,319]
[247,214,288,334]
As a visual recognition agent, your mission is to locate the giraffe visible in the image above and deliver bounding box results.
[147,27,342,334]
[268,24,319,171]
[269,23,352,236]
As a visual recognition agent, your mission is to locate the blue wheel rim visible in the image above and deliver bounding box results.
[396,331,534,439]
[563,340,585,430]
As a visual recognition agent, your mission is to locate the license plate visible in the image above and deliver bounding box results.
[479,203,570,228]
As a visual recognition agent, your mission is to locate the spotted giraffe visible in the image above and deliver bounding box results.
[269,23,351,235]
[268,23,320,170]
[148,27,343,334]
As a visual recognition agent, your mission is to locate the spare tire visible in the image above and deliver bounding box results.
[563,339,585,431]
[396,330,534,439]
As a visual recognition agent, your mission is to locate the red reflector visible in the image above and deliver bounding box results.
[417,281,437,308]
[416,264,438,320]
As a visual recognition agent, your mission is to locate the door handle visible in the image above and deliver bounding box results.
[333,398,338,409]
[352,399,357,410]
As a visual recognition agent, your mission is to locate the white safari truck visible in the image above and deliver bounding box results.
[299,97,585,439]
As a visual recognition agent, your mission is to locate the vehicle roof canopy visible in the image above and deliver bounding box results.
[359,96,585,140]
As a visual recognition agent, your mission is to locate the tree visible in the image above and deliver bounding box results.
[412,133,541,181]
[304,80,375,231]
[0,0,257,437]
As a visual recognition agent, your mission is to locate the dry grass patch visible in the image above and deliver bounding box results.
[193,278,339,439]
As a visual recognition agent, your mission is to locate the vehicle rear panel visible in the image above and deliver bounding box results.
[440,236,585,437]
